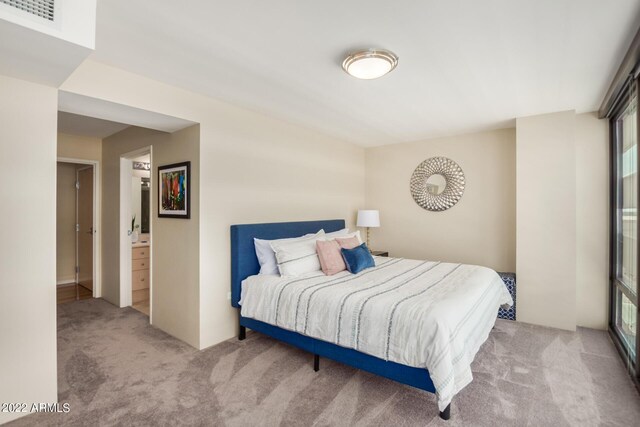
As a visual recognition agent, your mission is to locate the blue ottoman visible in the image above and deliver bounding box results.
[497,272,516,321]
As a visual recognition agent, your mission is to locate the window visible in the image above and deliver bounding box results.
[619,98,637,293]
[611,81,639,373]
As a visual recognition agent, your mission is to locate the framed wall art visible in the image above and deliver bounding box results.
[158,161,190,219]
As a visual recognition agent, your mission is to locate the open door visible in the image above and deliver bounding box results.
[77,166,94,292]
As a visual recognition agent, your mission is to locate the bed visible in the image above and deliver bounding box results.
[230,219,513,420]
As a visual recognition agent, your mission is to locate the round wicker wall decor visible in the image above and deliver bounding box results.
[410,157,465,211]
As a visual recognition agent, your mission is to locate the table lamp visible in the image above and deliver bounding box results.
[357,209,380,249]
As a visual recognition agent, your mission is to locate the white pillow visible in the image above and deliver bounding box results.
[333,230,362,244]
[271,232,325,277]
[324,228,350,239]
[254,231,321,275]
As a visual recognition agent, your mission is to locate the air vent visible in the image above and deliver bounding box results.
[0,0,54,21]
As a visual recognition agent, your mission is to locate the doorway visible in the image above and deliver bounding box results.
[77,166,94,292]
[120,148,152,318]
[56,159,100,304]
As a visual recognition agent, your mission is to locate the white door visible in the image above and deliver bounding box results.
[77,167,94,291]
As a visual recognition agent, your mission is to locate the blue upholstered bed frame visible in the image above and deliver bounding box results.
[230,219,450,420]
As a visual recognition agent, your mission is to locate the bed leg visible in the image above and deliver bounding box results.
[238,325,246,341]
[313,354,320,372]
[439,404,451,420]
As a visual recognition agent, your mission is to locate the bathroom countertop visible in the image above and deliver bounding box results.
[132,241,150,248]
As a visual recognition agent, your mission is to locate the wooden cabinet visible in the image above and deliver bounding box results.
[132,245,150,290]
[132,247,149,260]
[132,258,149,270]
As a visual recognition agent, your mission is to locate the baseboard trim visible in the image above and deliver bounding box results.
[57,279,76,287]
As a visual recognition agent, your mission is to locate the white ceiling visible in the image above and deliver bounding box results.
[58,111,129,138]
[91,0,640,147]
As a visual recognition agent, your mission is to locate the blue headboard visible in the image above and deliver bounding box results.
[230,219,345,308]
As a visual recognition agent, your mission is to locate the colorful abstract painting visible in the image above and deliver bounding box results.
[158,161,190,218]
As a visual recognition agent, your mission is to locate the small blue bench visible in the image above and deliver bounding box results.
[497,272,516,321]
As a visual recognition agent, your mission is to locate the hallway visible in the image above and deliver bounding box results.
[56,285,92,305]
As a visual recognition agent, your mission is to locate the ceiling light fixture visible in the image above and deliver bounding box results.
[342,49,398,80]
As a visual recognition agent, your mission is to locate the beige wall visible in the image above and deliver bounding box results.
[516,110,609,331]
[517,111,578,331]
[365,128,516,272]
[575,112,609,329]
[57,162,78,283]
[58,132,102,161]
[154,125,200,346]
[61,60,366,349]
[0,75,58,424]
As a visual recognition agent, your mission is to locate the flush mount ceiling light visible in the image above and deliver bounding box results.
[342,49,398,79]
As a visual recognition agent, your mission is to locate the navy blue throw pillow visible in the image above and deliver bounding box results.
[341,243,375,274]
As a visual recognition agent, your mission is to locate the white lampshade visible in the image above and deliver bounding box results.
[357,210,380,228]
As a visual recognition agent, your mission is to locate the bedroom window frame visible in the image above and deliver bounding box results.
[609,77,640,384]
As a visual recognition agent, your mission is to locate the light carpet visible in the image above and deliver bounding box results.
[9,298,640,426]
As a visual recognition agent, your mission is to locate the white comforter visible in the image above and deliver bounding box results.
[240,257,513,411]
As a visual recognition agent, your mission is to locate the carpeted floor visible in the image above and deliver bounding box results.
[9,298,640,426]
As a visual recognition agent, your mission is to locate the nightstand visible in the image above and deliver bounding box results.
[371,250,389,257]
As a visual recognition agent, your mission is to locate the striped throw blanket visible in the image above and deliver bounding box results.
[240,257,513,411]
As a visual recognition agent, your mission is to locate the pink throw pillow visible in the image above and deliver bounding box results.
[336,236,360,250]
[316,240,346,276]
